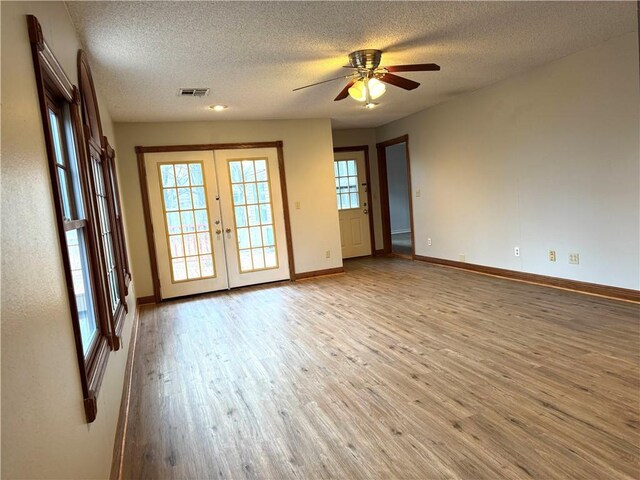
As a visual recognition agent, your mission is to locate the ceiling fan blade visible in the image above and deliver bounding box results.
[293,74,356,92]
[385,63,440,73]
[334,79,356,101]
[379,73,420,90]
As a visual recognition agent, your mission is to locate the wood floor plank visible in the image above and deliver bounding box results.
[120,257,640,479]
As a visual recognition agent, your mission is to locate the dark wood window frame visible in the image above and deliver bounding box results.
[28,15,131,422]
[105,138,132,293]
[77,50,129,348]
[28,15,109,422]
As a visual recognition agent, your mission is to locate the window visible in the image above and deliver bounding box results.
[78,50,130,343]
[105,142,131,295]
[334,159,360,210]
[48,101,100,356]
[28,15,130,422]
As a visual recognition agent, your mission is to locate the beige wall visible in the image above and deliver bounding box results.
[114,119,342,298]
[331,128,383,250]
[1,2,137,478]
[375,32,640,289]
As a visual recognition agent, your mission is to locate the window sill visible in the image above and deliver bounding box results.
[84,336,110,422]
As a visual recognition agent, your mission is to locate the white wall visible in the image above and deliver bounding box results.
[331,128,383,250]
[376,32,640,289]
[1,2,137,478]
[114,119,342,297]
[386,143,411,234]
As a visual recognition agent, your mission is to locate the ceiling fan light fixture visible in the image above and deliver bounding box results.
[368,78,386,100]
[348,77,386,103]
[364,102,378,109]
[348,79,367,102]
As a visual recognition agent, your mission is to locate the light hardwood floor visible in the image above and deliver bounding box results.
[121,257,640,479]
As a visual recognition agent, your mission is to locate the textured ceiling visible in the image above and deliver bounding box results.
[66,1,637,129]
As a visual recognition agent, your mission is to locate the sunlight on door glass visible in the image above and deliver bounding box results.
[159,162,215,282]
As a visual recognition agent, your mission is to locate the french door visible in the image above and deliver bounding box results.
[145,148,289,299]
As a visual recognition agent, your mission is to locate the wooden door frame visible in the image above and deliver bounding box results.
[376,135,415,257]
[135,141,295,303]
[333,145,376,257]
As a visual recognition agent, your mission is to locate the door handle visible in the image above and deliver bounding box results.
[215,229,222,235]
[363,209,368,214]
[225,228,232,234]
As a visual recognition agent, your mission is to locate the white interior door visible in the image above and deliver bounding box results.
[334,150,372,258]
[145,151,228,299]
[214,148,290,288]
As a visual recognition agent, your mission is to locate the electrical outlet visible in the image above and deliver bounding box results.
[549,250,556,262]
[569,253,580,265]
[295,201,301,210]
[459,254,466,262]
[325,250,331,259]
[416,189,421,197]
[427,238,432,246]
[514,247,520,257]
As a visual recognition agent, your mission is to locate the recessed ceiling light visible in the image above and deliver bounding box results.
[209,105,228,112]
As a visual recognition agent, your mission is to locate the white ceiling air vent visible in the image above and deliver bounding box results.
[178,88,210,97]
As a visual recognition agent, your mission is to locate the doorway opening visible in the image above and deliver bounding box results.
[377,135,414,257]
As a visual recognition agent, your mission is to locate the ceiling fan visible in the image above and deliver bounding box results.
[293,49,440,108]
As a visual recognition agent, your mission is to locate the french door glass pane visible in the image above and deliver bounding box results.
[158,162,215,282]
[163,189,179,211]
[169,235,184,257]
[160,164,175,187]
[255,160,268,181]
[172,258,187,281]
[66,228,98,355]
[175,164,189,186]
[200,255,214,276]
[264,246,277,268]
[189,164,204,185]
[194,209,209,231]
[192,187,206,208]
[228,158,279,273]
